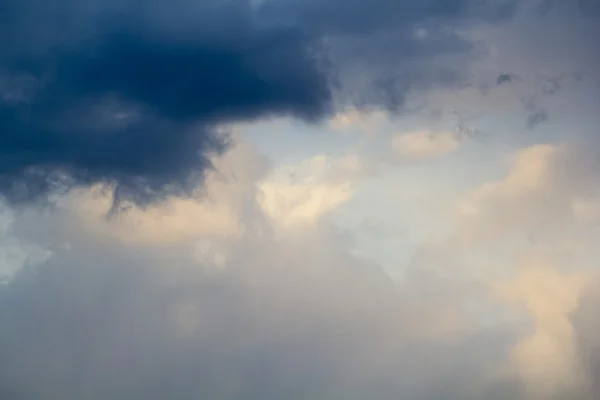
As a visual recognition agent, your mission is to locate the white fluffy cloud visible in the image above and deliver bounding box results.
[496,265,592,399]
[257,154,370,228]
[454,142,600,251]
[420,140,600,399]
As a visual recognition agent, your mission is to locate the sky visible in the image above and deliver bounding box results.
[1,0,600,399]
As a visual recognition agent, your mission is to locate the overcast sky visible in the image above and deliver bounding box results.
[1,1,600,399]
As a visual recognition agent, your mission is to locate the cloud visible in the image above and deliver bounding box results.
[399,2,600,134]
[0,226,517,400]
[0,0,530,206]
[406,139,600,398]
[257,154,370,228]
[327,108,388,135]
[525,109,549,129]
[572,276,600,399]
[391,129,463,159]
[0,0,331,207]
[0,139,523,400]
[494,265,592,399]
[1,3,600,397]
[454,142,600,247]
[497,73,517,84]
[1,130,599,399]
[62,137,269,244]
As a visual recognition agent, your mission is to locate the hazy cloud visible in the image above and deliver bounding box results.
[0,141,519,400]
[392,129,463,159]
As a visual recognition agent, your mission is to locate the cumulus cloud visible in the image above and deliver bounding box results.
[1,2,599,399]
[405,139,600,399]
[257,154,370,228]
[0,0,331,206]
[454,142,600,248]
[494,265,592,399]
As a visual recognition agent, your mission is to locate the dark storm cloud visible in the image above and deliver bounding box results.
[257,0,468,34]
[0,0,332,206]
[0,0,519,206]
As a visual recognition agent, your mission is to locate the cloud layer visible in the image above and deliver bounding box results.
[0,140,519,400]
[1,2,599,399]
[1,131,599,399]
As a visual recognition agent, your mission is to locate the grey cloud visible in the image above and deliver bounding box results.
[497,73,517,84]
[0,206,520,400]
[0,0,523,207]
[0,0,330,207]
[525,108,549,129]
[572,279,600,399]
